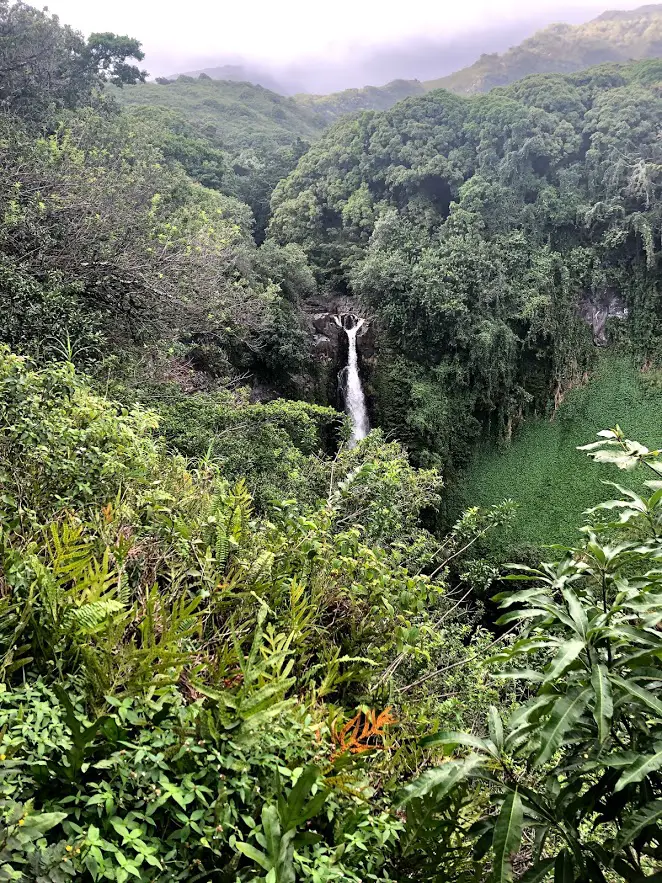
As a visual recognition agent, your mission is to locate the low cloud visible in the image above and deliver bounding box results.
[149,3,636,93]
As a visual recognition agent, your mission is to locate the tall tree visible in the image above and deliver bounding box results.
[0,1,146,123]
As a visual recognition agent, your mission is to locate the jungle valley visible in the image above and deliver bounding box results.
[2,1,662,880]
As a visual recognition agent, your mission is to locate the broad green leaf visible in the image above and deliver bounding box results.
[615,743,662,791]
[561,589,588,639]
[585,856,608,882]
[398,755,484,806]
[607,625,662,649]
[497,609,554,626]
[519,858,555,883]
[488,706,504,752]
[494,588,550,607]
[604,751,641,769]
[591,664,613,743]
[534,689,591,768]
[615,799,662,850]
[494,669,544,683]
[543,639,585,683]
[278,765,324,831]
[503,564,547,575]
[236,842,271,871]
[262,804,281,863]
[21,811,67,837]
[648,486,662,509]
[553,849,573,883]
[421,731,497,757]
[492,790,523,883]
[611,675,662,719]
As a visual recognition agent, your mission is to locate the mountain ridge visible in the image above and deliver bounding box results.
[424,2,662,93]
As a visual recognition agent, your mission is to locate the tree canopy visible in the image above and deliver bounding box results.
[0,1,145,123]
[270,61,662,467]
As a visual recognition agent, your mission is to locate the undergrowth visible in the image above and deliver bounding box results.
[458,354,662,555]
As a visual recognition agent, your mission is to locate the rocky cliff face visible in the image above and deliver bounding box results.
[579,291,628,346]
[312,312,376,358]
[301,295,377,412]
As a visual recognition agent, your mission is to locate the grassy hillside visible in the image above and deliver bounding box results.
[459,355,662,555]
[116,77,325,150]
[168,64,291,94]
[425,3,662,93]
[116,77,425,149]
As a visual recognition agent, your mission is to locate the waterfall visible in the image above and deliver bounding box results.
[336,314,369,447]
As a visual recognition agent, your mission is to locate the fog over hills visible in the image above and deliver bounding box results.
[427,2,662,92]
[167,4,634,93]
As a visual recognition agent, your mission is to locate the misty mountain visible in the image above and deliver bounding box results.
[164,4,613,94]
[166,64,298,95]
[426,2,662,92]
[117,1,662,240]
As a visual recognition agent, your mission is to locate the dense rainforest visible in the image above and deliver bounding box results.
[116,5,662,246]
[270,60,662,469]
[2,0,662,881]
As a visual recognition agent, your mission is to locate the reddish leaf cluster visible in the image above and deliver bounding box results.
[330,707,396,761]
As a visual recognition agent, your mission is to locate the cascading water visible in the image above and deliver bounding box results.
[335,314,369,447]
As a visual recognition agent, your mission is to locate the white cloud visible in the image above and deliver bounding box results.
[44,0,649,75]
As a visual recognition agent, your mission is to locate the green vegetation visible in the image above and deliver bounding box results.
[113,78,322,237]
[0,348,510,881]
[271,61,662,472]
[425,4,662,93]
[116,78,323,149]
[117,76,424,143]
[3,344,662,880]
[460,355,662,553]
[0,0,146,123]
[293,79,424,122]
[114,77,425,235]
[2,1,662,879]
[404,428,662,881]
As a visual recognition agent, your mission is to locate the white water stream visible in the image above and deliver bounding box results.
[335,315,369,447]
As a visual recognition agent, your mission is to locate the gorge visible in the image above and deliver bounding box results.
[3,2,662,879]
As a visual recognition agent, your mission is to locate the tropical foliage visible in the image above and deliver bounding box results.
[0,347,509,881]
[2,2,662,880]
[405,427,662,880]
[271,59,662,468]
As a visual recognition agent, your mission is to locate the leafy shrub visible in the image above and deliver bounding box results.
[0,349,509,882]
[0,349,161,528]
[0,261,104,366]
[405,427,662,881]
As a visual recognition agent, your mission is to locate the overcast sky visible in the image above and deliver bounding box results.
[43,0,649,81]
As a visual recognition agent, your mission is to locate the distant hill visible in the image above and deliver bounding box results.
[117,77,425,152]
[425,3,662,93]
[116,4,662,238]
[129,5,662,135]
[166,65,295,95]
[293,79,425,123]
[117,77,325,150]
[115,75,426,238]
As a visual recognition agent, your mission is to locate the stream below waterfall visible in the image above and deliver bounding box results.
[335,314,369,447]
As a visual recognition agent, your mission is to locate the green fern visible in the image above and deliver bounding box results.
[214,520,230,570]
[66,599,126,634]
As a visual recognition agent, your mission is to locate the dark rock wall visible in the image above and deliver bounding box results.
[579,290,628,346]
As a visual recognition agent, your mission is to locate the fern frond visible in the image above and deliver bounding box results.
[215,522,230,570]
[67,599,126,633]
